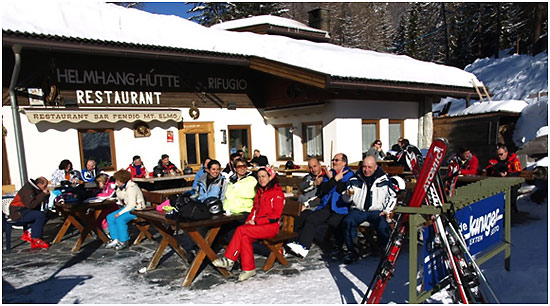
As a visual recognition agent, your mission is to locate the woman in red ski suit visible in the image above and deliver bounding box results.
[213,167,284,281]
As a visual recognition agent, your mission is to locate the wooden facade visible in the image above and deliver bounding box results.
[433,111,522,171]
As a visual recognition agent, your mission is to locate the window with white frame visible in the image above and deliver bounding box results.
[389,120,404,145]
[302,122,323,160]
[362,120,379,154]
[275,124,294,160]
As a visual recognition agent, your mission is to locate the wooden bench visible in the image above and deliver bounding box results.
[381,165,405,176]
[260,198,302,271]
[276,175,303,197]
[132,190,172,245]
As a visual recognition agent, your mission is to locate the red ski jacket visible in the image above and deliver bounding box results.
[485,152,522,176]
[459,153,479,175]
[246,184,284,226]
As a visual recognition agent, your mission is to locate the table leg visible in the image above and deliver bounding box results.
[52,213,84,244]
[70,210,109,252]
[183,226,229,287]
[89,209,109,243]
[146,220,189,271]
[72,212,93,252]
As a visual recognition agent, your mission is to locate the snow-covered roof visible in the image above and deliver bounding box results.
[454,100,527,116]
[2,1,480,89]
[210,15,330,38]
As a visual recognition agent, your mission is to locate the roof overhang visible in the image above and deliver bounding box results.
[2,31,249,66]
[326,76,478,98]
[23,107,182,124]
[249,57,478,99]
[262,102,326,119]
[249,57,327,88]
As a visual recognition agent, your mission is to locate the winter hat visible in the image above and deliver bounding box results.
[161,154,169,159]
[260,167,276,180]
[133,155,141,162]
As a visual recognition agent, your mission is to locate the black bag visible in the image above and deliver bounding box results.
[166,193,211,221]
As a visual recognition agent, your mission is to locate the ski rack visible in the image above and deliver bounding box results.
[394,176,524,303]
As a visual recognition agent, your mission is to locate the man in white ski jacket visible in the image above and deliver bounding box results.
[340,156,397,263]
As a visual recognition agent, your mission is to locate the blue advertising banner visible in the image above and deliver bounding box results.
[422,225,448,291]
[422,193,505,291]
[454,193,505,256]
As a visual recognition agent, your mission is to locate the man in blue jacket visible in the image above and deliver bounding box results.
[287,153,354,258]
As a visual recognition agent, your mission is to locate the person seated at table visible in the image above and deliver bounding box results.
[395,139,422,171]
[126,155,148,178]
[447,147,479,176]
[483,144,522,177]
[249,149,269,167]
[340,156,398,264]
[217,158,258,245]
[483,144,522,213]
[294,157,325,234]
[366,139,386,161]
[194,160,227,203]
[222,153,241,176]
[286,153,354,259]
[105,169,146,250]
[51,159,81,185]
[8,176,50,249]
[212,167,284,281]
[93,173,119,238]
[192,157,212,191]
[153,154,182,177]
[81,159,103,183]
[384,144,402,161]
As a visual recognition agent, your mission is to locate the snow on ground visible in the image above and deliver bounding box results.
[2,194,546,304]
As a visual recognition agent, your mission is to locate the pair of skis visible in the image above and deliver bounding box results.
[361,138,499,304]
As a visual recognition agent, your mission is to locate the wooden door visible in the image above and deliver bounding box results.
[178,122,215,171]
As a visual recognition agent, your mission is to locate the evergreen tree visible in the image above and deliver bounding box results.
[393,13,408,55]
[188,2,286,26]
[188,2,235,26]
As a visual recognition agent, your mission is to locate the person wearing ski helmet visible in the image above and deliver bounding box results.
[340,156,398,264]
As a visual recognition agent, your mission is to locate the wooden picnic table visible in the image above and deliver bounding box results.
[53,199,115,252]
[133,174,195,191]
[131,209,245,287]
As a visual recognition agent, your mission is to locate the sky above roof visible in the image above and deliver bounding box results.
[140,2,198,20]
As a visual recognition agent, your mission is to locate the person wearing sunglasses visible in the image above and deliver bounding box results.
[483,144,522,177]
[286,153,354,259]
[483,144,522,214]
[217,158,258,246]
[366,139,386,161]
